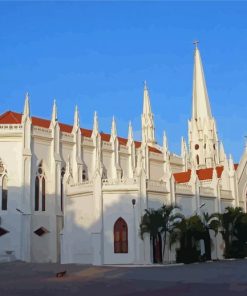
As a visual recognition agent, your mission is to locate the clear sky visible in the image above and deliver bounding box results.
[1,1,247,162]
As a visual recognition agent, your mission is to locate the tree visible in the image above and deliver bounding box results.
[201,212,221,260]
[219,207,245,258]
[160,204,184,263]
[219,207,247,258]
[140,208,164,263]
[140,205,183,264]
[171,215,205,263]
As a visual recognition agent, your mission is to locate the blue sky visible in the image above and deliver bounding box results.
[1,2,247,162]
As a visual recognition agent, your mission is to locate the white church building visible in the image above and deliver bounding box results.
[0,45,247,265]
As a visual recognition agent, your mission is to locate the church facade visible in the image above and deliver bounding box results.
[0,46,247,264]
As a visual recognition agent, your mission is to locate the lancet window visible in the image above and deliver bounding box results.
[61,167,65,212]
[34,162,46,211]
[114,217,128,253]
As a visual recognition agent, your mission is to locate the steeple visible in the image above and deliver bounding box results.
[92,111,99,137]
[51,99,58,124]
[141,81,155,145]
[181,137,188,171]
[188,43,220,169]
[73,105,80,131]
[163,131,168,155]
[111,116,117,141]
[23,92,30,120]
[127,121,134,144]
[192,43,212,121]
[143,81,152,115]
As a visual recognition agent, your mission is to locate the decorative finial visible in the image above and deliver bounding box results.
[244,136,247,149]
[51,99,57,122]
[144,80,147,90]
[193,40,199,49]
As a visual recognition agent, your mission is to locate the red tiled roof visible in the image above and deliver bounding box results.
[32,116,50,128]
[134,141,141,148]
[0,111,165,155]
[174,170,191,183]
[60,123,73,133]
[0,111,22,124]
[81,128,92,138]
[174,165,238,184]
[118,136,128,146]
[149,146,162,154]
[234,163,239,170]
[216,166,224,178]
[100,133,111,142]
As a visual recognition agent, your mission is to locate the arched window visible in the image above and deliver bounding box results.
[82,169,87,181]
[102,166,107,179]
[196,155,199,165]
[114,217,128,253]
[61,167,65,212]
[42,177,45,211]
[2,176,8,211]
[35,176,39,211]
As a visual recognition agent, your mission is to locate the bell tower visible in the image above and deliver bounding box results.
[188,42,219,168]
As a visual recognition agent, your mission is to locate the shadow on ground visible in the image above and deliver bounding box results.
[1,260,247,296]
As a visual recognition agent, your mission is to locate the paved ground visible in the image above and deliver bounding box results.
[1,260,247,295]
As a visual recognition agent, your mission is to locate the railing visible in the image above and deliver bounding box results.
[200,187,214,197]
[102,178,137,186]
[33,126,52,135]
[0,124,23,131]
[71,180,93,187]
[176,183,192,194]
[220,189,233,199]
[147,179,167,192]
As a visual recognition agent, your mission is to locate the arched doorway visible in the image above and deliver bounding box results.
[152,233,162,263]
[114,218,128,253]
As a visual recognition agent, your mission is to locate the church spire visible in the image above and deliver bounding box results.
[143,80,152,115]
[111,116,117,141]
[51,99,57,124]
[192,42,212,121]
[141,81,155,145]
[92,111,99,137]
[188,43,220,169]
[73,105,80,131]
[128,121,134,144]
[23,92,30,119]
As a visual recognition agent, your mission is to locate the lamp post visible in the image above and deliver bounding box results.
[132,199,137,264]
[16,208,31,262]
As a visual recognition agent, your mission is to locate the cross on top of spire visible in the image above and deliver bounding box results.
[193,40,199,49]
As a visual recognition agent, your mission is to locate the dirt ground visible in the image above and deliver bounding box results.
[1,260,247,295]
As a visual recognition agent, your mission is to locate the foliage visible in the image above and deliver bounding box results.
[219,207,247,258]
[140,204,184,263]
[140,205,247,263]
[140,208,163,240]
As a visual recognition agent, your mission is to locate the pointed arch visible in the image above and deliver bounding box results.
[61,167,65,212]
[196,155,199,165]
[41,177,45,211]
[34,176,39,211]
[2,175,8,211]
[114,217,128,253]
[82,167,88,181]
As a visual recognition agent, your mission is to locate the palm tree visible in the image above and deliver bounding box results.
[201,212,221,260]
[160,204,184,263]
[219,207,247,258]
[140,208,164,263]
[170,215,205,263]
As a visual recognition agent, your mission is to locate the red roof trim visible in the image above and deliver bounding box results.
[174,166,227,183]
[0,111,162,154]
[0,111,22,124]
[174,170,191,183]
